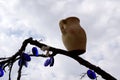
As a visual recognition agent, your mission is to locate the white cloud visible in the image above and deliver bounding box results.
[0,0,120,80]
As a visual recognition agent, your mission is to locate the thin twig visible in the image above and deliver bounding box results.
[9,62,13,80]
[17,65,23,80]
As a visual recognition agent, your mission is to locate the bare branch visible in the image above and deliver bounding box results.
[0,37,117,80]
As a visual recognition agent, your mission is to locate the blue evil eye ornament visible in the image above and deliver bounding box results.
[22,53,31,62]
[0,67,4,77]
[50,57,54,67]
[44,57,54,67]
[87,70,96,79]
[44,59,51,67]
[32,47,39,56]
[18,59,28,67]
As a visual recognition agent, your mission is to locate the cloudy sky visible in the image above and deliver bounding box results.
[0,0,120,80]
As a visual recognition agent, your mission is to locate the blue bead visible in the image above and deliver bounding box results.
[22,53,31,61]
[50,57,54,67]
[44,59,51,67]
[24,61,28,67]
[18,59,22,66]
[0,67,4,77]
[32,47,39,56]
[87,70,96,79]
[18,59,28,67]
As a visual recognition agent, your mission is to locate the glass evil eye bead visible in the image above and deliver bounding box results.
[18,59,28,67]
[18,59,23,66]
[44,57,54,67]
[50,57,54,67]
[0,67,4,77]
[22,53,31,62]
[87,70,96,79]
[44,59,51,67]
[32,47,39,56]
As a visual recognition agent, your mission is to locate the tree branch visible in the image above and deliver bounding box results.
[28,37,117,80]
[0,37,117,80]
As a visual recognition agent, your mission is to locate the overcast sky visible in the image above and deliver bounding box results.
[0,0,120,80]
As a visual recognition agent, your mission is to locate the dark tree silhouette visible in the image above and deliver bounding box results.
[0,37,117,80]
